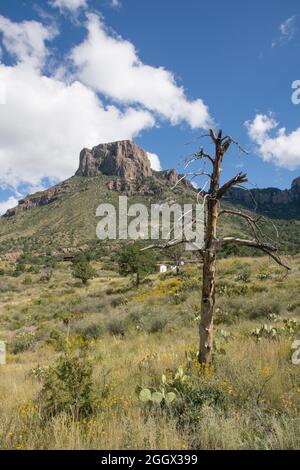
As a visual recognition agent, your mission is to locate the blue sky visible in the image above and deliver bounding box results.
[1,0,300,213]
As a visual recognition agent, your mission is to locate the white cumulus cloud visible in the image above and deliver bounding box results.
[70,14,211,129]
[0,15,56,68]
[245,113,300,170]
[0,63,154,189]
[147,152,161,171]
[50,0,87,12]
[0,11,211,199]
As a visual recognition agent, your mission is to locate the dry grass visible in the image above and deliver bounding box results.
[0,255,299,449]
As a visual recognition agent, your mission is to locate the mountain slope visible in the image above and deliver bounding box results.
[1,173,299,257]
[0,173,197,255]
[0,140,299,257]
[227,177,300,219]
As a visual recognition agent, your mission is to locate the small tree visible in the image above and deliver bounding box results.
[116,242,156,287]
[71,258,96,285]
[37,346,100,420]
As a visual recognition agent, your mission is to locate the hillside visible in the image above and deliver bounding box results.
[228,177,300,219]
[0,173,197,256]
[0,140,300,257]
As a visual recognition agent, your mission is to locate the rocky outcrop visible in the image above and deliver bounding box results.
[50,245,89,258]
[106,179,135,196]
[76,140,153,180]
[227,177,300,218]
[0,250,24,262]
[3,183,71,218]
[161,169,178,184]
[105,167,192,197]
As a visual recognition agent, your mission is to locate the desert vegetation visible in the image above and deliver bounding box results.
[0,252,299,449]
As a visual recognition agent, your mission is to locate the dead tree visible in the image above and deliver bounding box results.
[144,128,290,367]
[187,129,290,365]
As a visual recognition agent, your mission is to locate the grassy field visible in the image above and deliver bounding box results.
[0,254,299,450]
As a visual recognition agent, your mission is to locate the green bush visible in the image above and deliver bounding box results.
[37,347,102,420]
[146,317,167,334]
[39,270,53,283]
[23,275,33,285]
[171,381,229,428]
[47,329,65,350]
[111,296,126,308]
[107,317,127,337]
[28,265,39,274]
[80,322,104,340]
[11,331,36,354]
[139,366,228,430]
[235,269,251,283]
[0,280,16,293]
[71,260,96,285]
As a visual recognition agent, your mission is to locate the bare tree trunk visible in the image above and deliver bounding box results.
[199,135,222,365]
[143,128,289,366]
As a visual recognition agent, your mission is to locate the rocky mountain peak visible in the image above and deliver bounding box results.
[75,140,153,180]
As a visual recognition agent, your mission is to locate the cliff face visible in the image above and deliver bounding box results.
[75,140,153,180]
[227,177,300,218]
[3,182,71,218]
[3,137,299,220]
[2,141,183,217]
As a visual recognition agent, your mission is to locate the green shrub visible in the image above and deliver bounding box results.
[23,275,33,285]
[71,260,96,285]
[235,269,251,283]
[146,317,167,334]
[246,299,281,319]
[105,287,115,295]
[80,322,104,340]
[37,347,102,420]
[214,307,234,325]
[171,381,228,428]
[11,331,36,354]
[256,267,272,280]
[107,318,126,337]
[47,329,65,350]
[111,296,126,308]
[28,265,39,274]
[139,366,228,430]
[0,280,14,293]
[39,270,53,283]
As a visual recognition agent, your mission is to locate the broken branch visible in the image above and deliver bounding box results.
[218,237,290,270]
[217,172,248,199]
